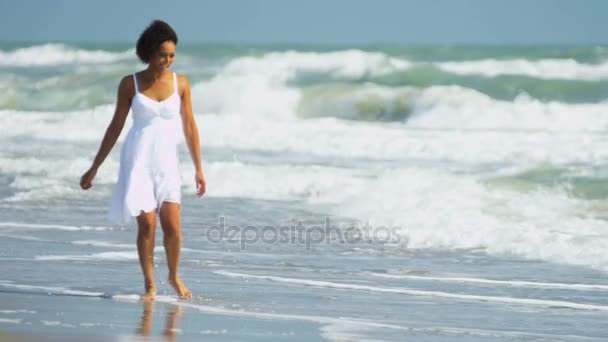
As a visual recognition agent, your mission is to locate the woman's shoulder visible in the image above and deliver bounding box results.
[119,74,134,87]
[116,74,137,97]
[175,73,191,94]
[175,73,190,84]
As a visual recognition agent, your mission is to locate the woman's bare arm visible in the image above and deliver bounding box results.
[80,76,132,189]
[178,74,206,197]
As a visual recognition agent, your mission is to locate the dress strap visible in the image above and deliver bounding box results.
[132,73,139,93]
[172,72,178,95]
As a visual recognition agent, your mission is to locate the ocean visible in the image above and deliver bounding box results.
[0,42,607,341]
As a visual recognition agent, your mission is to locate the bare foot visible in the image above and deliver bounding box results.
[140,283,157,301]
[169,277,191,299]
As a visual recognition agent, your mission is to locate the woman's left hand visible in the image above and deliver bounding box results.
[195,171,206,197]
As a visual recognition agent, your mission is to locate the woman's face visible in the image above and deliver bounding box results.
[150,40,176,71]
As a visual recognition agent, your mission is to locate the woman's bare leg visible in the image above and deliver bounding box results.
[159,202,191,299]
[137,210,157,300]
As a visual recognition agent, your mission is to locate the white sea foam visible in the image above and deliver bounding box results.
[0,282,105,297]
[3,114,608,273]
[186,50,608,129]
[0,44,135,67]
[327,167,608,271]
[200,161,365,200]
[0,105,121,142]
[34,251,138,261]
[408,86,608,131]
[0,222,114,231]
[437,58,608,80]
[197,115,608,168]
[188,163,608,272]
[71,240,133,249]
[2,140,608,276]
[34,246,175,261]
[222,49,410,81]
[41,320,62,326]
[0,310,36,314]
[2,89,608,172]
[112,294,177,302]
[214,270,608,311]
[0,155,364,203]
[368,273,608,291]
[200,329,228,335]
[0,153,120,202]
[4,86,608,146]
[0,157,93,177]
[0,318,22,324]
[0,234,46,241]
[190,50,410,119]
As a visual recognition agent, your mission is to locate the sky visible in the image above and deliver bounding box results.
[0,0,606,45]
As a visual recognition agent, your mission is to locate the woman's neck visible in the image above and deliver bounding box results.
[143,67,170,81]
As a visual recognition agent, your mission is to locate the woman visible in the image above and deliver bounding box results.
[80,20,205,300]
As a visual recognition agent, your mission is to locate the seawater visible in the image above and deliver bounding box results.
[0,43,607,341]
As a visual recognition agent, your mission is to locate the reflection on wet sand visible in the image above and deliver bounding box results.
[136,301,183,341]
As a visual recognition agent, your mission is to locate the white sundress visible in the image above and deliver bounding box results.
[108,72,182,224]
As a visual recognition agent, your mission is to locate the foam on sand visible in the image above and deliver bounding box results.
[214,270,608,311]
[368,273,608,291]
[34,251,138,262]
[0,281,106,297]
[0,280,602,340]
[0,222,114,231]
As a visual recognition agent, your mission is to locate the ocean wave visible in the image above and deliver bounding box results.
[0,106,122,142]
[324,167,608,272]
[186,49,608,126]
[200,161,365,200]
[3,103,608,170]
[0,44,135,67]
[297,83,413,121]
[3,132,608,272]
[10,76,601,125]
[368,64,608,103]
[191,61,608,129]
[0,153,120,202]
[4,46,607,114]
[191,49,410,119]
[221,49,411,80]
[437,58,608,81]
[406,85,608,131]
[0,74,118,111]
[297,83,608,126]
[0,157,364,203]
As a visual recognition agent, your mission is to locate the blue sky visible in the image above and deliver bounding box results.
[0,0,605,45]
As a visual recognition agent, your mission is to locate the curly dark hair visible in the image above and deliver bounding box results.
[136,20,178,63]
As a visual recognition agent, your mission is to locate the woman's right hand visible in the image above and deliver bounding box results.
[80,167,97,190]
